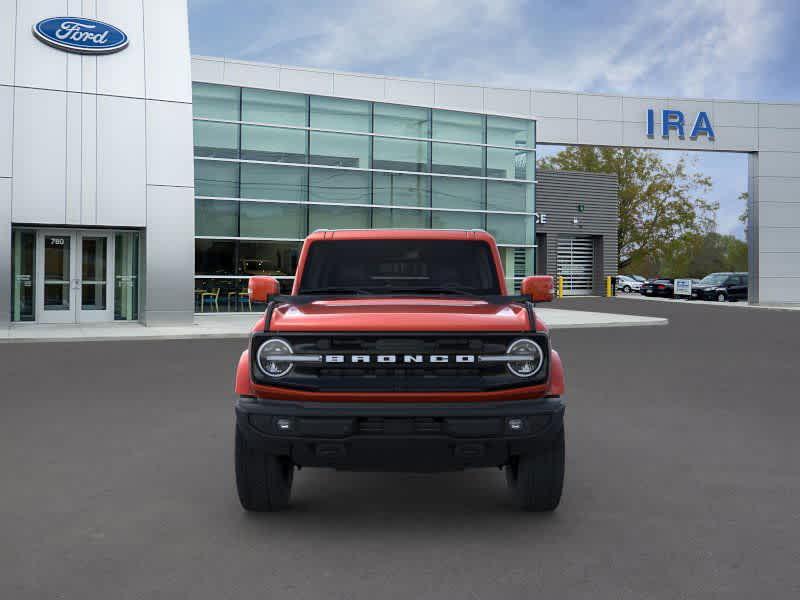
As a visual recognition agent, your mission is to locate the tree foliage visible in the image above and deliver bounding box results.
[625,232,747,278]
[538,146,718,270]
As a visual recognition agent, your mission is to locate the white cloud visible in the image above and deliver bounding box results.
[231,0,781,99]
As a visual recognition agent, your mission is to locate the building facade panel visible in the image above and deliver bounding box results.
[146,100,195,187]
[577,119,623,146]
[13,0,69,91]
[484,87,531,118]
[333,73,385,101]
[278,67,335,96]
[384,77,436,107]
[11,86,67,224]
[142,0,192,103]
[0,178,10,324]
[532,91,577,119]
[96,94,147,226]
[713,100,758,128]
[96,0,146,98]
[435,82,484,112]
[578,94,622,121]
[222,60,279,89]
[0,85,12,178]
[0,1,15,86]
[144,184,194,324]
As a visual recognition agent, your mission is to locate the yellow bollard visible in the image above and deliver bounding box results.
[557,276,564,299]
[606,276,612,297]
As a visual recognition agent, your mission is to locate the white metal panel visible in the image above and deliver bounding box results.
[0,178,10,324]
[713,101,757,128]
[756,177,800,207]
[142,0,192,102]
[435,82,484,112]
[144,184,194,323]
[758,277,800,304]
[532,91,577,119]
[96,0,146,98]
[146,99,194,187]
[758,128,800,153]
[621,96,655,123]
[484,87,530,117]
[713,126,757,152]
[756,152,800,178]
[621,121,667,148]
[577,119,623,146]
[536,117,577,144]
[0,85,12,178]
[758,253,800,277]
[0,0,15,85]
[81,92,97,224]
[11,87,67,224]
[758,226,800,251]
[758,103,800,129]
[14,0,69,90]
[65,92,82,223]
[333,73,384,101]
[385,77,434,107]
[223,60,279,89]
[96,95,146,226]
[191,57,225,83]
[578,94,622,121]
[279,67,334,95]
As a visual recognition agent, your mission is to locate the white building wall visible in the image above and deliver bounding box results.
[191,56,800,305]
[1,0,195,325]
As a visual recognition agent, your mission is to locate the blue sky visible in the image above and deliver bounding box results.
[188,0,800,239]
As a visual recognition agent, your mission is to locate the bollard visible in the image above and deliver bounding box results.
[606,276,612,297]
[557,276,564,299]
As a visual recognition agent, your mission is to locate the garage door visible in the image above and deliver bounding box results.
[557,236,594,296]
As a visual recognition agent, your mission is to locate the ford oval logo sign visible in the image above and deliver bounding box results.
[32,17,128,55]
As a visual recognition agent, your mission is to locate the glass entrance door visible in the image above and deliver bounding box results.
[78,232,113,322]
[35,231,114,323]
[37,231,75,323]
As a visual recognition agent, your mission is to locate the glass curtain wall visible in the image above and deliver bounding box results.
[192,82,536,307]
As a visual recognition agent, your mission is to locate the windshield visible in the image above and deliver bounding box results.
[700,273,729,285]
[298,240,501,295]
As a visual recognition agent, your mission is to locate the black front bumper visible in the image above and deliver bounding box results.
[235,396,565,472]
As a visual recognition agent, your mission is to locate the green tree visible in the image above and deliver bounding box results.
[538,147,717,271]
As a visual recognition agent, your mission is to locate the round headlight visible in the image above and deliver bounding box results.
[256,338,294,378]
[506,339,544,378]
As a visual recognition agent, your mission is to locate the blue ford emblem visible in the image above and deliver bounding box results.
[33,17,128,54]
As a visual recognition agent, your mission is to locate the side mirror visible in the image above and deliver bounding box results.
[248,276,281,303]
[521,275,554,303]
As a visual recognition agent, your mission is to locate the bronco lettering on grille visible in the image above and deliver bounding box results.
[323,354,476,364]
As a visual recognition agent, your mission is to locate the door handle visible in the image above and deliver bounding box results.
[72,278,81,290]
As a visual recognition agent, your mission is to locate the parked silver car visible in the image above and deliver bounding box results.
[616,275,643,293]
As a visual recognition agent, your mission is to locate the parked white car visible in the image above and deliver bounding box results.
[616,275,643,293]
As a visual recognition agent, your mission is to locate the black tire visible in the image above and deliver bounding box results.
[235,427,294,511]
[505,427,565,511]
[623,285,632,293]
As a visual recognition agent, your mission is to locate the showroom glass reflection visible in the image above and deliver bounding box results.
[192,83,536,311]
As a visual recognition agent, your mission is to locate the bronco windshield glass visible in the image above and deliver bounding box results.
[298,240,501,295]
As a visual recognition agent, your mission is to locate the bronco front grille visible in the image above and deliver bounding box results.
[250,332,549,392]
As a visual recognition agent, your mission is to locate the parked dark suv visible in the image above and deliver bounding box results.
[691,272,749,302]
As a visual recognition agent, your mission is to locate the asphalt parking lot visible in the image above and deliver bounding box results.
[2,298,799,599]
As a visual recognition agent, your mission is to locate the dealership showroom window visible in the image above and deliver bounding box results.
[192,84,536,311]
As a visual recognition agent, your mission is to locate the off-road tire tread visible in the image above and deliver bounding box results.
[235,427,293,511]
[506,427,565,511]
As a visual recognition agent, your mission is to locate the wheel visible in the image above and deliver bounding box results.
[716,292,727,302]
[235,427,294,511]
[505,427,565,511]
[623,285,632,293]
